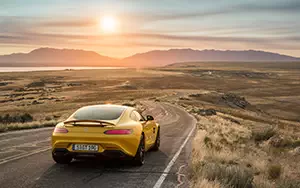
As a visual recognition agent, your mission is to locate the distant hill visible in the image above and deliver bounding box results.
[0,47,299,67]
[0,48,119,67]
[123,49,300,66]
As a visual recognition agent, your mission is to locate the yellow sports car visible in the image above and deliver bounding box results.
[51,104,160,165]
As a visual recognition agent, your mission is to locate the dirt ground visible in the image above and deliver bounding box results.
[0,62,300,187]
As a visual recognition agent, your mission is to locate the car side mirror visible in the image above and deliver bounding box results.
[146,115,154,121]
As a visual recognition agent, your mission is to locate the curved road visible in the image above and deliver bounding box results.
[0,102,196,188]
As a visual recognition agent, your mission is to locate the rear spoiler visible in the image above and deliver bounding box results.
[64,119,116,126]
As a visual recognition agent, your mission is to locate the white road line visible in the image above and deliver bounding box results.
[0,135,28,142]
[153,124,196,188]
[0,146,51,165]
[0,138,50,151]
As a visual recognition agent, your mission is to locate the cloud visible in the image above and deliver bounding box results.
[0,16,96,35]
[0,32,270,43]
[140,9,233,22]
[136,0,300,22]
[120,33,300,44]
[0,31,299,49]
[239,0,300,12]
[0,35,23,40]
[39,19,96,27]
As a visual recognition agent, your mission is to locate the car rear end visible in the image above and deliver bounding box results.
[51,105,142,163]
[52,123,141,160]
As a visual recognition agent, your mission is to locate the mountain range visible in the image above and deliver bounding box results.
[0,47,299,67]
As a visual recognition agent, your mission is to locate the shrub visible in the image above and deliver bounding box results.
[267,164,281,180]
[0,120,57,132]
[291,140,300,148]
[253,127,276,142]
[269,135,294,148]
[199,162,254,188]
[0,113,33,124]
[2,114,11,123]
[204,136,212,146]
[0,124,6,132]
[20,113,33,123]
[45,116,52,121]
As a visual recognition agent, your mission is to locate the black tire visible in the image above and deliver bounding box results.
[133,134,145,166]
[52,153,72,164]
[152,128,160,151]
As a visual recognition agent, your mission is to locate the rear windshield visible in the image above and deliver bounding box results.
[72,105,126,120]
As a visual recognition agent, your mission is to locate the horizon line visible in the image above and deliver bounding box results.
[1,46,299,59]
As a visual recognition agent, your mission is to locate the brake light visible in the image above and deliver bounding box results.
[54,127,69,133]
[104,129,132,135]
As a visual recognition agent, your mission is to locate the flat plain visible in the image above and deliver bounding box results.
[0,62,300,187]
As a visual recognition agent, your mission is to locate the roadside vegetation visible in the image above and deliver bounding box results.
[177,97,300,188]
[0,113,57,132]
[0,112,57,132]
[0,113,33,124]
[0,63,299,186]
[0,120,57,132]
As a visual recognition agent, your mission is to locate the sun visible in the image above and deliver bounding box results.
[100,16,117,33]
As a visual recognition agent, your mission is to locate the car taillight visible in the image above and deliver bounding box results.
[54,127,69,133]
[104,129,132,135]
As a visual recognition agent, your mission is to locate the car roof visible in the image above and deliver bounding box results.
[78,104,135,113]
[82,104,130,109]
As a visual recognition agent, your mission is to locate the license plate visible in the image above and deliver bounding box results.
[72,144,98,152]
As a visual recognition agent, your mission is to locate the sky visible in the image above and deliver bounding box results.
[0,0,300,58]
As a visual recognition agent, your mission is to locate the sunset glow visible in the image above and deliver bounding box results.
[100,16,117,33]
[0,1,299,58]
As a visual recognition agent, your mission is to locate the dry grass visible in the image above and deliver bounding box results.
[0,69,170,125]
[267,164,282,180]
[1,64,300,124]
[276,178,300,188]
[0,64,299,186]
[0,120,57,132]
[192,178,221,188]
[252,127,276,142]
[188,105,300,188]
[200,163,253,188]
[0,113,33,124]
[191,130,254,188]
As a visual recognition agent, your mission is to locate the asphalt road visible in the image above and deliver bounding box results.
[0,102,196,188]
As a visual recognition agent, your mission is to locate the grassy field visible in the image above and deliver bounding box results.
[0,68,169,131]
[0,62,300,187]
[161,62,300,188]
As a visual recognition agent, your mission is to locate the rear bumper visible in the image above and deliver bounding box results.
[51,133,140,157]
[52,148,133,159]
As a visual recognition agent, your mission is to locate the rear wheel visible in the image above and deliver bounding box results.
[133,134,145,166]
[52,153,72,164]
[152,128,160,151]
